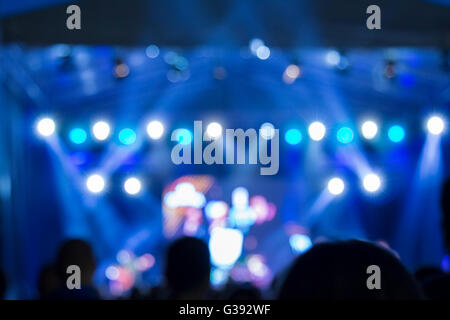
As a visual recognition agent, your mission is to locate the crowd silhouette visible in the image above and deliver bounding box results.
[1,177,449,300]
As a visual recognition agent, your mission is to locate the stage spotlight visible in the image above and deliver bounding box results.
[283,64,302,84]
[92,121,111,141]
[285,129,302,145]
[308,121,326,141]
[146,120,164,140]
[209,227,244,268]
[119,128,137,145]
[174,129,193,145]
[113,58,130,79]
[145,45,160,59]
[327,177,345,195]
[69,128,87,145]
[361,120,378,140]
[336,127,354,144]
[260,123,275,140]
[289,234,312,254]
[86,174,106,194]
[388,125,405,143]
[426,115,445,135]
[36,117,56,137]
[206,122,223,139]
[256,45,270,60]
[325,50,341,66]
[123,177,142,196]
[363,173,381,193]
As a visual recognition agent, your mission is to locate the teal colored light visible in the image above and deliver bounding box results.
[119,128,137,145]
[175,129,192,145]
[388,125,405,143]
[336,127,354,144]
[285,129,302,145]
[69,128,87,144]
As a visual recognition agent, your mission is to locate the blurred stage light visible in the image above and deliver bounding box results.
[388,125,405,143]
[105,266,120,281]
[36,117,56,137]
[86,174,106,194]
[145,45,160,59]
[283,64,301,84]
[327,177,345,195]
[113,58,130,78]
[249,38,264,54]
[206,122,223,139]
[260,123,275,140]
[146,120,164,140]
[205,201,229,220]
[232,187,249,210]
[289,234,312,254]
[119,128,137,145]
[325,50,341,66]
[426,115,445,135]
[209,227,244,268]
[69,128,87,145]
[363,173,381,193]
[308,121,326,141]
[123,177,142,196]
[174,129,193,145]
[285,129,302,145]
[361,120,378,140]
[92,121,111,141]
[256,45,270,60]
[336,127,354,144]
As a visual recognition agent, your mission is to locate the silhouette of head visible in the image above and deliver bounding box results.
[165,236,211,299]
[278,240,423,300]
[441,178,450,252]
[37,264,60,299]
[55,239,96,285]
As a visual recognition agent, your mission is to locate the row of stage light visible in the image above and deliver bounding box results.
[35,115,446,146]
[34,114,446,198]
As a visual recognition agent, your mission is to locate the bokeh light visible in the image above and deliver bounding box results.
[336,127,354,144]
[285,129,302,145]
[36,117,56,137]
[388,125,405,143]
[69,128,87,144]
[308,121,326,141]
[86,174,106,194]
[119,128,137,145]
[327,177,345,195]
[92,121,111,141]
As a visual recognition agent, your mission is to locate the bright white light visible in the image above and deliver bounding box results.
[327,177,345,195]
[260,122,275,140]
[289,234,313,254]
[363,173,381,193]
[36,117,56,137]
[232,187,249,210]
[308,121,326,141]
[361,120,378,140]
[206,122,223,139]
[86,174,106,194]
[163,182,206,209]
[92,121,111,141]
[205,201,229,220]
[256,45,270,60]
[209,227,244,268]
[325,50,341,66]
[427,116,445,135]
[123,177,142,196]
[146,120,164,140]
